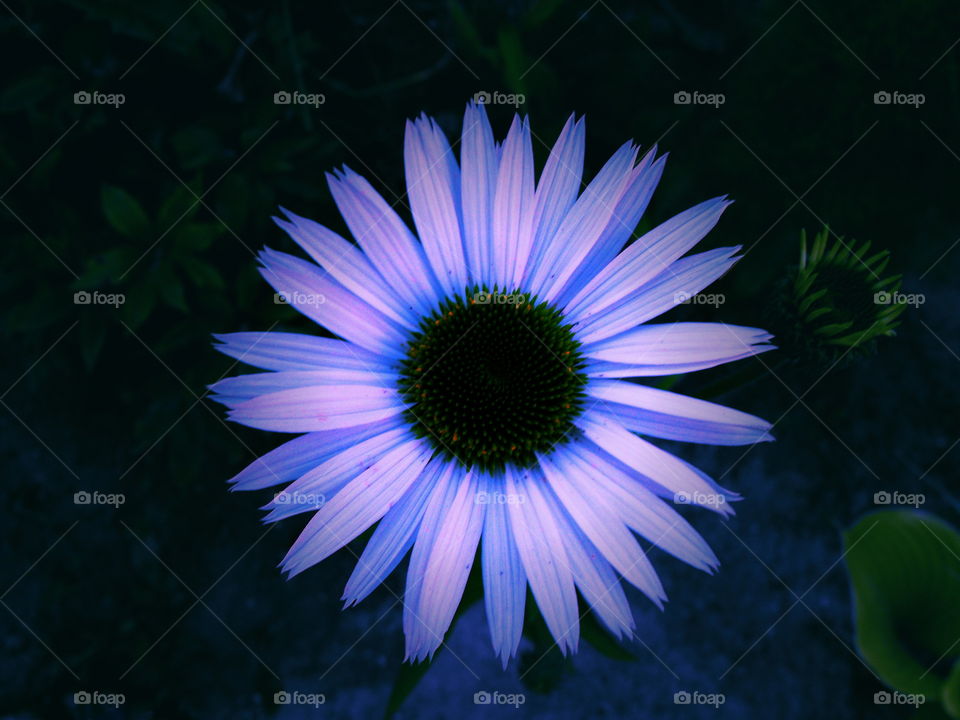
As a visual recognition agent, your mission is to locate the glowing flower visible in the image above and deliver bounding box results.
[212,103,774,665]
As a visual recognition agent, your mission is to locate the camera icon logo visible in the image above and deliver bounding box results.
[874,691,891,704]
[74,691,91,704]
[873,491,891,505]
[274,91,292,105]
[673,91,691,105]
[873,291,891,305]
[473,91,491,105]
[274,691,291,705]
[73,91,91,105]
[674,491,691,505]
[473,691,491,705]
[874,91,892,105]
[674,691,692,704]
[74,491,91,505]
[74,290,91,305]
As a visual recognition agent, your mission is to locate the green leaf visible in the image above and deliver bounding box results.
[845,510,960,700]
[101,185,150,238]
[944,660,960,719]
[80,316,108,370]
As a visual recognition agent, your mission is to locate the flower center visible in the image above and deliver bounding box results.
[397,286,587,473]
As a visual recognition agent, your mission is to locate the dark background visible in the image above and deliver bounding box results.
[2,1,959,717]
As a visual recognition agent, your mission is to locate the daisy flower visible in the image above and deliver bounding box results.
[211,102,774,666]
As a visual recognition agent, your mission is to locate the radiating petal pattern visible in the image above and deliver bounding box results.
[214,101,773,665]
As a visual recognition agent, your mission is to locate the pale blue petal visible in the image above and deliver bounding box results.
[209,368,395,409]
[327,168,440,315]
[213,332,392,373]
[540,451,665,607]
[227,417,403,491]
[258,247,407,357]
[404,115,468,296]
[491,115,535,288]
[228,384,404,433]
[273,209,415,328]
[262,425,413,523]
[460,102,498,287]
[553,147,666,307]
[564,196,731,320]
[525,114,585,280]
[571,247,742,345]
[481,475,527,668]
[578,409,734,516]
[281,437,432,577]
[410,471,486,661]
[341,457,446,606]
[506,466,579,655]
[539,484,635,638]
[583,322,774,376]
[587,379,774,446]
[564,444,720,572]
[525,141,638,302]
[404,462,462,661]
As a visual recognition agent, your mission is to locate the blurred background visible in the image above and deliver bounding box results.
[2,0,959,717]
